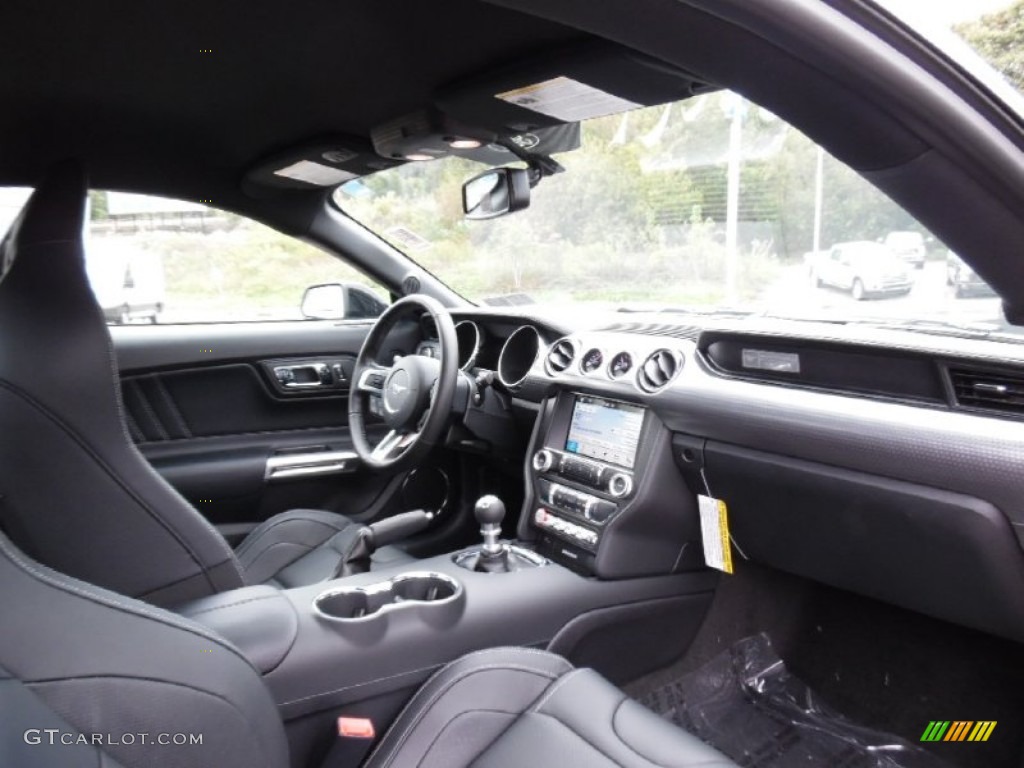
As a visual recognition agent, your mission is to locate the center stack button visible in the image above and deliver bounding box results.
[532,449,555,473]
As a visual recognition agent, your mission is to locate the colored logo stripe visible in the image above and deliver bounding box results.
[920,720,996,742]
[968,722,997,742]
[944,721,972,741]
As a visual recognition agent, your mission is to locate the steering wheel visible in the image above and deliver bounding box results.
[349,295,458,470]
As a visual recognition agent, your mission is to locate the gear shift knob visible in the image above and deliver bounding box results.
[475,495,505,554]
[475,495,506,526]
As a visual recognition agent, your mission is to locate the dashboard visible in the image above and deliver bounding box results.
[425,306,1024,644]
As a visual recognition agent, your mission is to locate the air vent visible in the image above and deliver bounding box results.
[545,338,576,374]
[950,367,1024,415]
[637,349,682,392]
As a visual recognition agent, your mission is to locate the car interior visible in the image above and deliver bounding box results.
[2,1,1024,767]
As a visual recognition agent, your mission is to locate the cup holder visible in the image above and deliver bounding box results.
[313,572,462,622]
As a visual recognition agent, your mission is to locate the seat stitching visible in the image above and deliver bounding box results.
[416,708,520,766]
[532,708,733,768]
[0,378,217,581]
[240,542,316,581]
[371,662,563,768]
[235,515,345,557]
[609,697,728,767]
[0,533,256,671]
[279,662,442,707]
[135,557,237,600]
[529,667,586,713]
[234,514,350,559]
[530,710,631,768]
[180,593,281,617]
[278,647,569,708]
[28,675,280,768]
[277,648,564,707]
[101,299,243,588]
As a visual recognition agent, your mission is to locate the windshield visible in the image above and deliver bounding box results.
[336,3,1024,338]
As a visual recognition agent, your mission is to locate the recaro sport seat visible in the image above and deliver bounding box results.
[0,529,738,768]
[0,161,409,607]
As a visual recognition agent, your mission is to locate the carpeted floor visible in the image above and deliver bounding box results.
[625,561,1024,768]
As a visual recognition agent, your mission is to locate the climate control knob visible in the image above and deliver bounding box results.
[532,449,555,473]
[607,472,634,499]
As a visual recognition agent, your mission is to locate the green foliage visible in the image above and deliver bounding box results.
[339,92,917,307]
[103,220,381,320]
[88,190,108,220]
[957,1,1024,90]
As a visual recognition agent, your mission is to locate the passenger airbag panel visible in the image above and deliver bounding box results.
[703,441,1024,642]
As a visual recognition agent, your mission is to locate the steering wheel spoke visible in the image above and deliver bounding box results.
[356,363,390,394]
[349,295,458,470]
[370,429,419,463]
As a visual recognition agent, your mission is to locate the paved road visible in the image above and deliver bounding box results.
[760,260,1009,329]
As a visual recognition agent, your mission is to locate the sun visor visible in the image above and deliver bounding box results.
[243,136,403,197]
[435,41,712,135]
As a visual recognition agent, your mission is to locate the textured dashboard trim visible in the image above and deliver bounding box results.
[668,346,1024,546]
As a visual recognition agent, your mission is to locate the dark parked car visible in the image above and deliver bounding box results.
[947,251,998,298]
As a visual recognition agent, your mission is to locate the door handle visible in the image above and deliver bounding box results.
[265,450,358,482]
[273,363,332,389]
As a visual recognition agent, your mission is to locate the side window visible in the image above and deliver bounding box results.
[86,191,388,324]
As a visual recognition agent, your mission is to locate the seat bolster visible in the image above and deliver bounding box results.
[476,668,739,768]
[365,647,574,768]
[0,532,288,768]
[238,509,418,589]
[0,668,129,768]
[235,509,357,584]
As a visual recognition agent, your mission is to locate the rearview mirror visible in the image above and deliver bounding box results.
[462,167,530,220]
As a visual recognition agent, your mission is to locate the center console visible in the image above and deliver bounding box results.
[179,389,715,765]
[522,391,705,578]
[183,550,718,724]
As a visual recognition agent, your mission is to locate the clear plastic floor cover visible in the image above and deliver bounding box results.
[638,633,952,768]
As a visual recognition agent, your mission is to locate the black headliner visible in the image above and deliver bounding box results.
[0,0,583,202]
[9,0,1024,313]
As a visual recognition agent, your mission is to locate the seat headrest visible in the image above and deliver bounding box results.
[1,160,87,280]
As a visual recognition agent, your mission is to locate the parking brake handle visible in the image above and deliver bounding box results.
[369,510,433,548]
[331,510,433,578]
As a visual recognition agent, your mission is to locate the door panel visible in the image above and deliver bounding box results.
[111,320,420,529]
[123,364,348,440]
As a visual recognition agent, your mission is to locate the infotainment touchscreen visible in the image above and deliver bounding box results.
[564,395,645,469]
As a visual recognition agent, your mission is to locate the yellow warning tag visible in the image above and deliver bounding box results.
[697,495,734,574]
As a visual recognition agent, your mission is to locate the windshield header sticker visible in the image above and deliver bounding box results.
[273,160,357,186]
[496,76,640,122]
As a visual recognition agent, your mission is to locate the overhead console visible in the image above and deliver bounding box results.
[435,41,710,138]
[521,391,705,578]
[242,41,713,195]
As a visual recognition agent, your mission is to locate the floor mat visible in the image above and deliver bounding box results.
[638,633,953,768]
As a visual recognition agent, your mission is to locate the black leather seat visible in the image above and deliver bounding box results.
[0,528,737,768]
[0,162,410,607]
